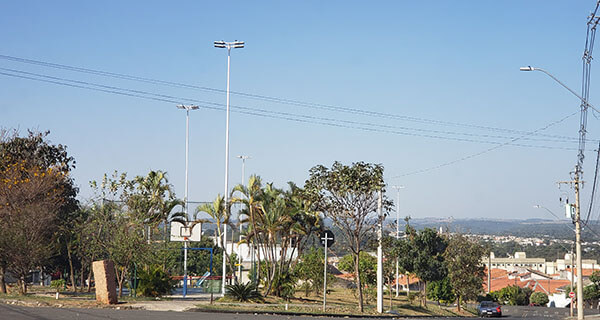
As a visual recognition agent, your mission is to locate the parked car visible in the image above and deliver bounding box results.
[477,301,502,317]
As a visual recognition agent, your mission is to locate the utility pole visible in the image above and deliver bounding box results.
[377,190,383,313]
[559,175,584,320]
[571,246,575,318]
[575,176,583,320]
[391,185,404,297]
[487,253,491,294]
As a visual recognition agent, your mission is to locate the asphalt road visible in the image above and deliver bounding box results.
[1,303,596,320]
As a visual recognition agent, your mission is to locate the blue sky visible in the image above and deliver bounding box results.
[1,1,599,220]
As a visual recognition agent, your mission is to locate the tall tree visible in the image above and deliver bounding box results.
[443,233,485,311]
[398,227,447,307]
[304,161,391,312]
[0,130,78,294]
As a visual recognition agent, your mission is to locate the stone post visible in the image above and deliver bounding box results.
[92,260,118,304]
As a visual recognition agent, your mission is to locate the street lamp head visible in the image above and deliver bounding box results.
[176,104,199,110]
[214,40,226,48]
[520,66,534,71]
[533,205,541,208]
[233,41,245,48]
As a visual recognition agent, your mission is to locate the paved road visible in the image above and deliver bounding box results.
[2,303,598,320]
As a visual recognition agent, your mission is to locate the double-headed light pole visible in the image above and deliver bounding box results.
[215,40,244,296]
[520,66,597,320]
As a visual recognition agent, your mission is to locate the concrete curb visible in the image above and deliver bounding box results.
[188,306,469,318]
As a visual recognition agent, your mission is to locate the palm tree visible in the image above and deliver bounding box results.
[195,195,229,247]
[129,170,182,242]
[195,195,234,282]
[231,175,264,287]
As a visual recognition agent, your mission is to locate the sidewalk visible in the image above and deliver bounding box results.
[129,299,203,312]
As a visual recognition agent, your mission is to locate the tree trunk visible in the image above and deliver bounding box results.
[164,220,168,242]
[355,251,364,312]
[17,277,26,295]
[67,243,77,292]
[80,263,85,294]
[116,266,126,298]
[389,279,393,310]
[147,225,152,244]
[423,281,427,307]
[86,265,93,293]
[457,296,461,312]
[0,264,7,294]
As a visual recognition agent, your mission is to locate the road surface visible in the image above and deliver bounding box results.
[1,303,596,319]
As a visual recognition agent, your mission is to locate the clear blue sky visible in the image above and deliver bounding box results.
[1,1,598,220]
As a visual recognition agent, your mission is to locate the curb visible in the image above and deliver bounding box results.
[188,307,469,318]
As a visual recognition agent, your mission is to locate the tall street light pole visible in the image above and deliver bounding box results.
[376,190,383,313]
[237,155,250,281]
[521,66,592,319]
[176,104,199,298]
[215,40,244,296]
[391,185,404,297]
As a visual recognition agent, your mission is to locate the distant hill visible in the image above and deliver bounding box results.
[388,217,600,240]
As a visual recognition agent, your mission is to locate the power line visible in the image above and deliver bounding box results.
[0,67,586,150]
[391,111,580,178]
[0,53,585,142]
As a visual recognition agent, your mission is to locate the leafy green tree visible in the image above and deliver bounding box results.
[338,252,377,290]
[427,277,456,304]
[304,161,391,312]
[583,285,600,307]
[397,226,447,307]
[0,130,78,294]
[529,291,549,306]
[443,233,486,311]
[294,247,335,296]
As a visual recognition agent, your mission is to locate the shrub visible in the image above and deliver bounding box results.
[225,282,264,302]
[50,279,65,292]
[529,291,549,306]
[495,285,532,305]
[137,265,176,297]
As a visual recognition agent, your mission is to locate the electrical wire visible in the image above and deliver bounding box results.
[585,142,600,225]
[0,67,585,150]
[391,111,580,178]
[0,53,586,142]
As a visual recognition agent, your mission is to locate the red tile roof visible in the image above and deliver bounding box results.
[484,269,571,294]
[565,268,598,277]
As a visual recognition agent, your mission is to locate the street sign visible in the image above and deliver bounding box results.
[319,230,335,247]
[569,291,575,298]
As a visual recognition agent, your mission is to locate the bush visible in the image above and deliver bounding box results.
[50,279,65,292]
[494,285,532,305]
[427,277,456,304]
[137,265,176,297]
[225,282,264,302]
[529,291,549,306]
